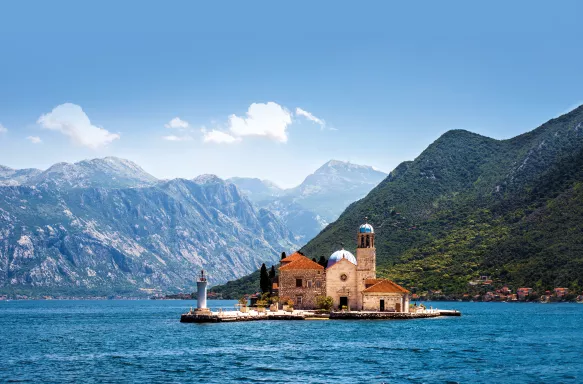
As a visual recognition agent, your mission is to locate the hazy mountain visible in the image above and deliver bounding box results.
[0,160,297,296]
[286,160,388,219]
[226,177,283,203]
[0,166,42,186]
[230,160,387,243]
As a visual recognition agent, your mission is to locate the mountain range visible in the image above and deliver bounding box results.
[0,158,298,296]
[0,157,384,296]
[213,105,583,298]
[228,160,387,242]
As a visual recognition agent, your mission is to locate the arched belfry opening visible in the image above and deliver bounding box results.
[357,218,375,249]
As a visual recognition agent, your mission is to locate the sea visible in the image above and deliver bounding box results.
[0,300,581,383]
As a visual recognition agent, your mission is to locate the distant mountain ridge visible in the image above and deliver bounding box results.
[0,157,297,296]
[24,157,158,189]
[226,177,283,202]
[0,166,42,186]
[229,160,387,242]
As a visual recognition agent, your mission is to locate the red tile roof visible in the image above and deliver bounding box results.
[279,254,324,271]
[280,252,305,263]
[362,279,409,294]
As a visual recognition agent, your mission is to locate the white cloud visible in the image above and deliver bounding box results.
[296,107,326,129]
[202,102,292,144]
[227,102,292,143]
[37,103,119,149]
[26,136,42,144]
[202,129,241,144]
[200,102,331,144]
[162,135,192,142]
[165,117,190,129]
[0,123,6,133]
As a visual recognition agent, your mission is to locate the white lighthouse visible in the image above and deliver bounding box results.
[196,270,210,313]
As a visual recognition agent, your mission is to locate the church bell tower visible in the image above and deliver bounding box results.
[356,218,376,282]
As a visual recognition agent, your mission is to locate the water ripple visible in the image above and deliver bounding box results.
[1,300,582,383]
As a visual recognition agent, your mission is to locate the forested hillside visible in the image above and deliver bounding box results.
[213,105,583,297]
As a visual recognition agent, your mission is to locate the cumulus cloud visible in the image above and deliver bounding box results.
[165,117,190,129]
[296,107,326,129]
[162,135,192,141]
[202,129,241,144]
[37,103,119,149]
[200,102,333,144]
[0,123,6,133]
[227,102,292,142]
[202,102,292,144]
[26,136,42,144]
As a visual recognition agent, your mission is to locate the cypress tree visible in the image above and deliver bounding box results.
[281,252,287,260]
[260,263,270,294]
[269,265,276,279]
[318,256,327,268]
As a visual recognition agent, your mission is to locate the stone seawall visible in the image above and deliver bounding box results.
[329,312,441,320]
[180,313,305,323]
[180,309,460,323]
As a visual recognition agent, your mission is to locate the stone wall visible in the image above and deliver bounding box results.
[279,269,326,309]
[362,292,409,313]
[325,259,359,310]
[356,245,376,298]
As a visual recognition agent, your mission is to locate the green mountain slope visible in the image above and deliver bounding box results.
[301,105,583,293]
[213,105,583,297]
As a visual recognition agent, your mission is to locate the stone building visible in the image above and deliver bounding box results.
[278,252,326,309]
[278,220,410,312]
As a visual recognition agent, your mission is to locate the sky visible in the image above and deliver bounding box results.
[1,1,582,188]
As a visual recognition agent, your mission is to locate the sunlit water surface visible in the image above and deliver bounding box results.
[1,300,582,383]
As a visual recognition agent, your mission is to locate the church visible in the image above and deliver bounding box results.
[278,220,410,312]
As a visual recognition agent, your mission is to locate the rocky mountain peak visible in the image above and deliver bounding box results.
[23,157,158,189]
[193,174,224,185]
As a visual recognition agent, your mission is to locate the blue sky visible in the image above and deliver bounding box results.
[1,1,582,187]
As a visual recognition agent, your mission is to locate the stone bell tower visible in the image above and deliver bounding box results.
[356,218,376,305]
[356,218,376,276]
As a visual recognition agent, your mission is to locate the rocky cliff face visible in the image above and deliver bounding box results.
[0,158,297,295]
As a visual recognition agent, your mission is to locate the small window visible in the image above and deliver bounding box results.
[296,296,303,305]
[307,280,313,288]
[316,281,322,289]
[296,278,303,288]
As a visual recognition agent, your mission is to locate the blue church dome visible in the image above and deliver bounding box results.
[359,223,374,233]
[327,249,357,268]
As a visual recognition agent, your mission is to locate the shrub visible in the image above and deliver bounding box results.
[315,295,334,311]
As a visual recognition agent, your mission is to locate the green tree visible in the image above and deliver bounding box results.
[281,252,287,260]
[269,265,276,280]
[260,263,270,294]
[238,296,248,307]
[316,296,334,311]
[318,256,327,268]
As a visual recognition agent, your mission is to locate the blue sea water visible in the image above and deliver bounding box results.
[0,300,582,383]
